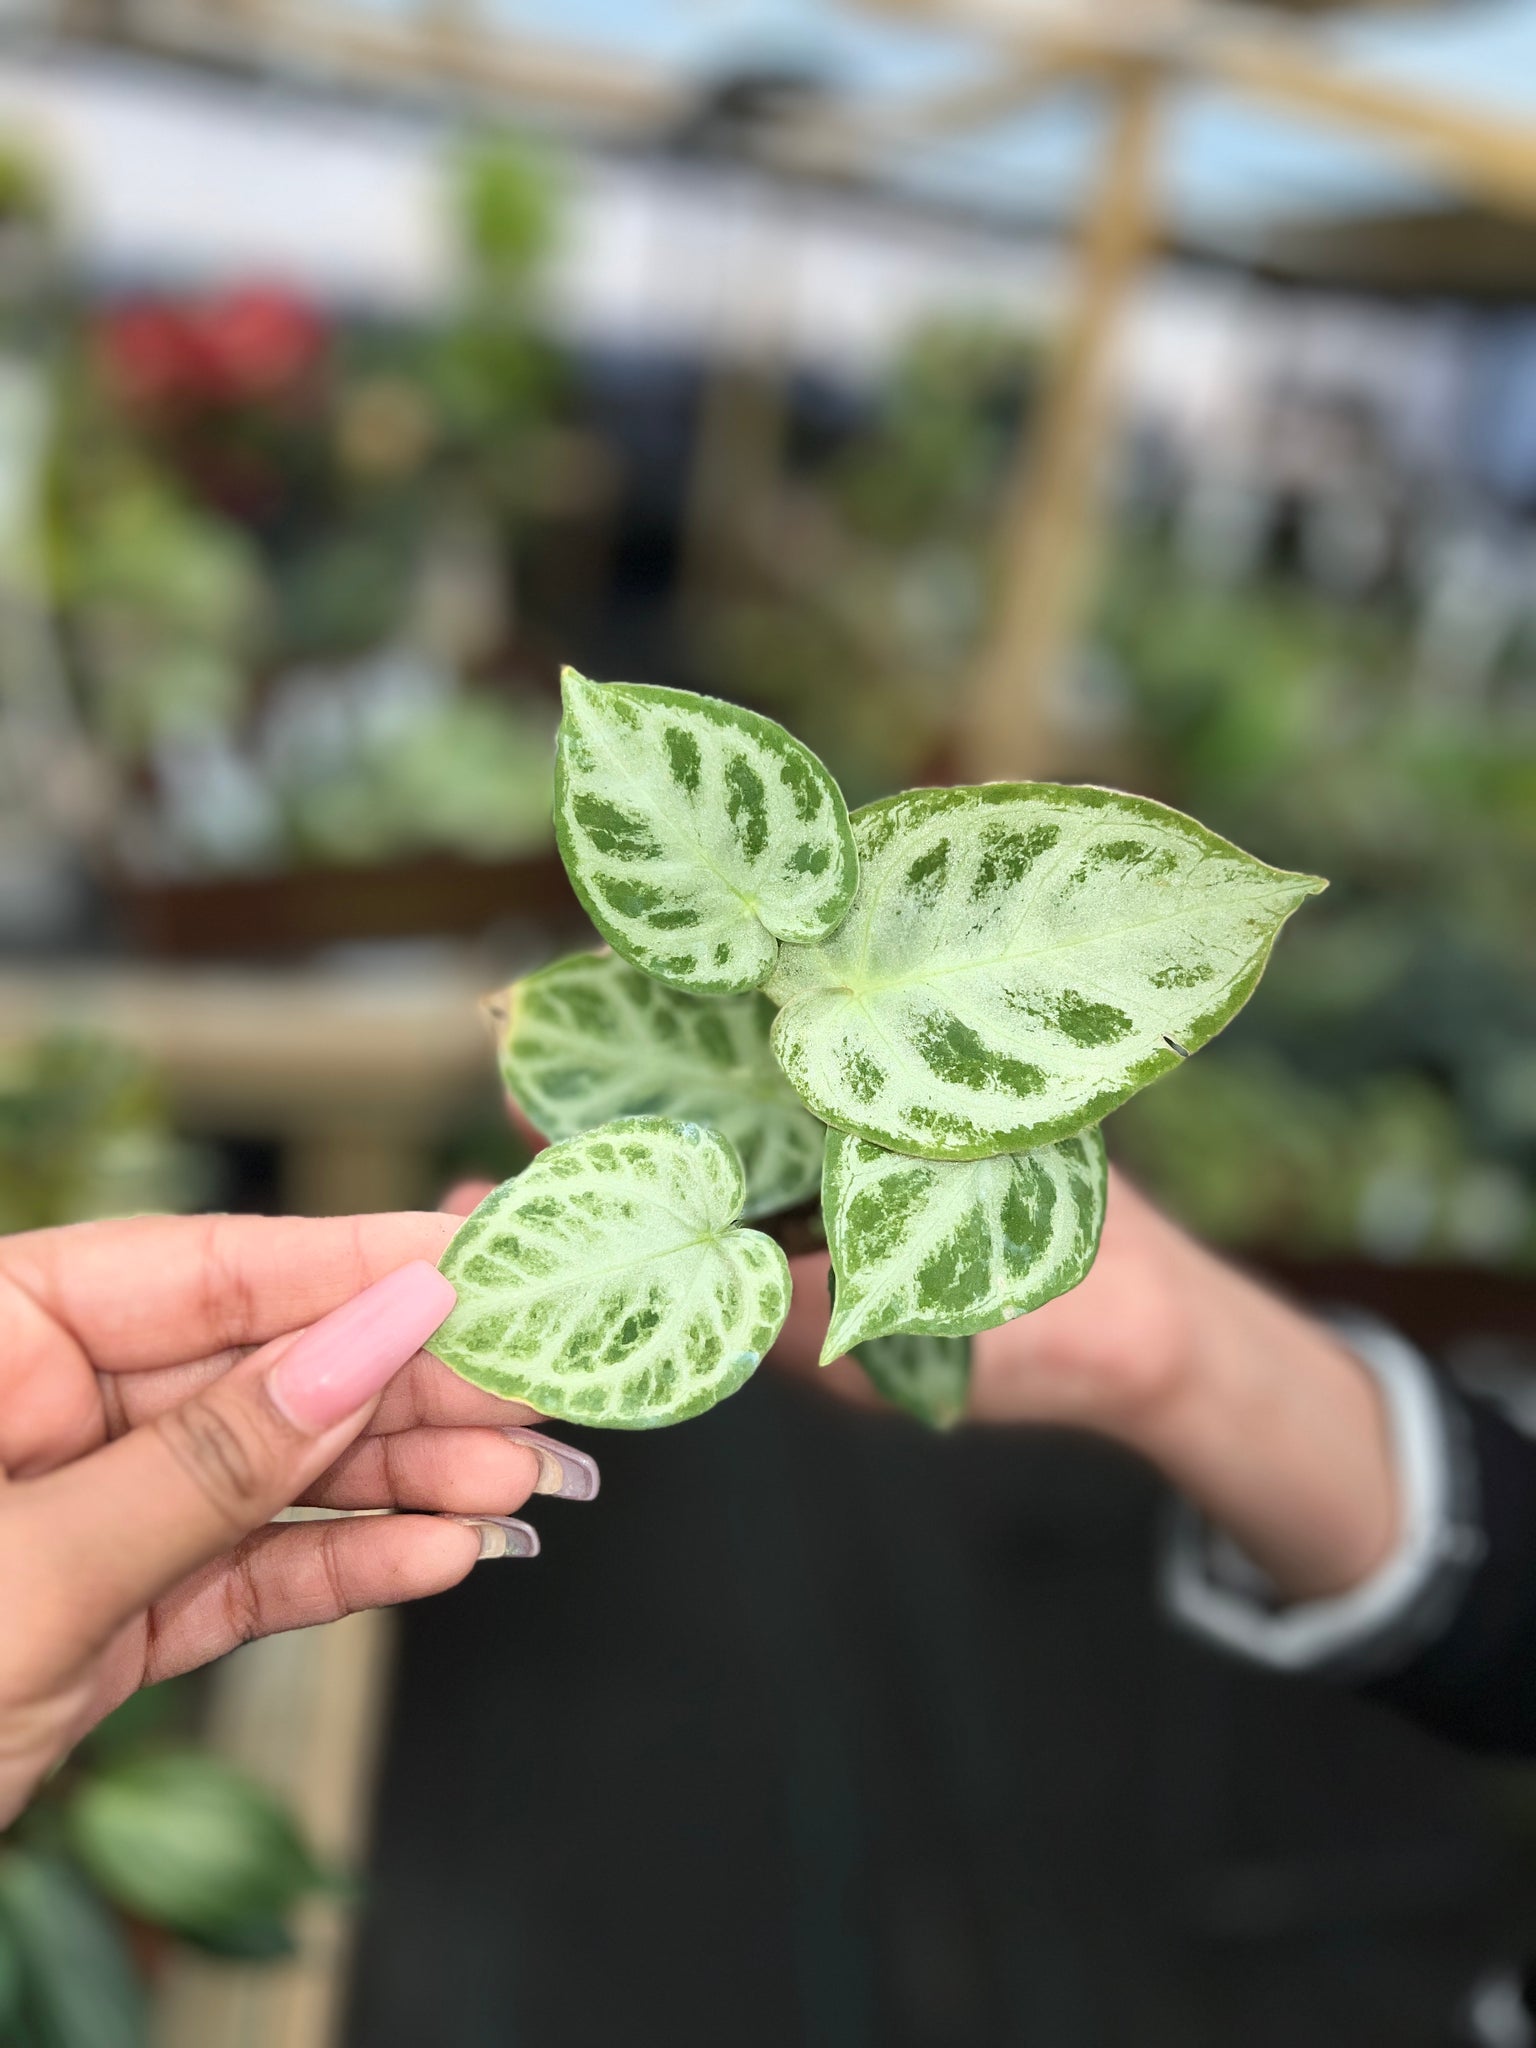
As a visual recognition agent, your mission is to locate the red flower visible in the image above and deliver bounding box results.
[95,284,328,412]
[198,285,327,400]
[95,300,211,409]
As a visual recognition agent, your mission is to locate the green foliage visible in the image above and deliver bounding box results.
[820,1128,1106,1361]
[0,1685,329,2035]
[0,142,49,228]
[431,136,564,460]
[493,950,823,1221]
[455,137,559,292]
[0,1852,147,2048]
[435,677,1316,1427]
[1112,1048,1536,1271]
[38,136,573,880]
[554,670,857,994]
[430,1119,792,1427]
[0,1909,24,2034]
[850,1331,972,1431]
[65,1753,327,1954]
[1091,537,1536,1266]
[57,473,260,752]
[276,689,555,867]
[832,321,1036,549]
[697,319,1037,801]
[766,784,1322,1159]
[0,1036,204,1234]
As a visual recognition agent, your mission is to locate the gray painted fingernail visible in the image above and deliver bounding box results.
[448,1516,541,1560]
[503,1429,600,1502]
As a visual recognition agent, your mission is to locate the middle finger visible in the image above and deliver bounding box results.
[301,1426,600,1513]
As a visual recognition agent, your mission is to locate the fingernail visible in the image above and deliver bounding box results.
[447,1515,541,1560]
[268,1261,457,1434]
[503,1429,600,1502]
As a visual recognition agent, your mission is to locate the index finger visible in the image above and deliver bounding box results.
[0,1212,459,1374]
[111,1345,540,1435]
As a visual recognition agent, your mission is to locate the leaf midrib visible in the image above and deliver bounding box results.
[577,700,769,922]
[817,875,1302,1003]
[462,1213,734,1307]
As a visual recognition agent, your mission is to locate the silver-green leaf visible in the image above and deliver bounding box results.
[492,949,824,1220]
[851,1331,972,1430]
[555,669,858,995]
[820,1124,1107,1363]
[428,1117,791,1428]
[768,784,1324,1159]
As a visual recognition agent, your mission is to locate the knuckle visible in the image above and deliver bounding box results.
[194,1214,259,1356]
[220,1543,267,1648]
[154,1395,270,1534]
[316,1524,355,1620]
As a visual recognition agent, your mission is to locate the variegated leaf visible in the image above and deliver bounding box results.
[428,1118,791,1429]
[852,1331,972,1431]
[491,949,824,1220]
[554,669,858,995]
[768,784,1324,1159]
[820,1124,1107,1363]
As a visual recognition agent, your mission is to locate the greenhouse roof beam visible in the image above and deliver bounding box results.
[855,0,1536,221]
[39,0,684,135]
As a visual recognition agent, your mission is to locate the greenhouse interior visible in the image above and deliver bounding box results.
[2,0,1536,2043]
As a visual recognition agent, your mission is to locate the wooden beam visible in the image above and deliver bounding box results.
[854,0,1536,224]
[1198,31,1536,223]
[774,50,1105,178]
[955,65,1160,783]
[74,0,681,130]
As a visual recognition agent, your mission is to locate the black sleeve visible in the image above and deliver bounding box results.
[1364,1390,1536,1756]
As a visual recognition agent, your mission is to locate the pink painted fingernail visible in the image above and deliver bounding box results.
[268,1262,457,1434]
[503,1429,601,1502]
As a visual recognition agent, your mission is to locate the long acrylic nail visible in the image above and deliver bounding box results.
[268,1261,457,1434]
[447,1515,541,1560]
[503,1429,600,1502]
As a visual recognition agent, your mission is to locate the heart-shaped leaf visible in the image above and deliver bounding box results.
[852,1331,972,1430]
[768,784,1324,1159]
[555,670,858,995]
[428,1117,791,1428]
[820,1124,1107,1362]
[492,949,825,1220]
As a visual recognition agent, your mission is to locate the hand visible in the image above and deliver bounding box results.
[775,1170,1402,1606]
[0,1211,596,1828]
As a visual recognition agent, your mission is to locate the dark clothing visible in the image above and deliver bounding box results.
[1367,1387,1536,1755]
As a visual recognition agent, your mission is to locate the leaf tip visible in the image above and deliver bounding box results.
[819,1313,860,1368]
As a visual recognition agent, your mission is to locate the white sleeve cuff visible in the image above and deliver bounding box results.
[1161,1317,1485,1681]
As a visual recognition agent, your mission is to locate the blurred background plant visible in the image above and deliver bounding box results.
[696,320,1041,803]
[0,1035,207,1233]
[0,1681,333,2048]
[34,139,571,887]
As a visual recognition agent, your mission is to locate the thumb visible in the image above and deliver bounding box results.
[16,1261,456,1658]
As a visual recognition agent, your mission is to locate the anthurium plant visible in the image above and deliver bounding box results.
[428,671,1324,1428]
